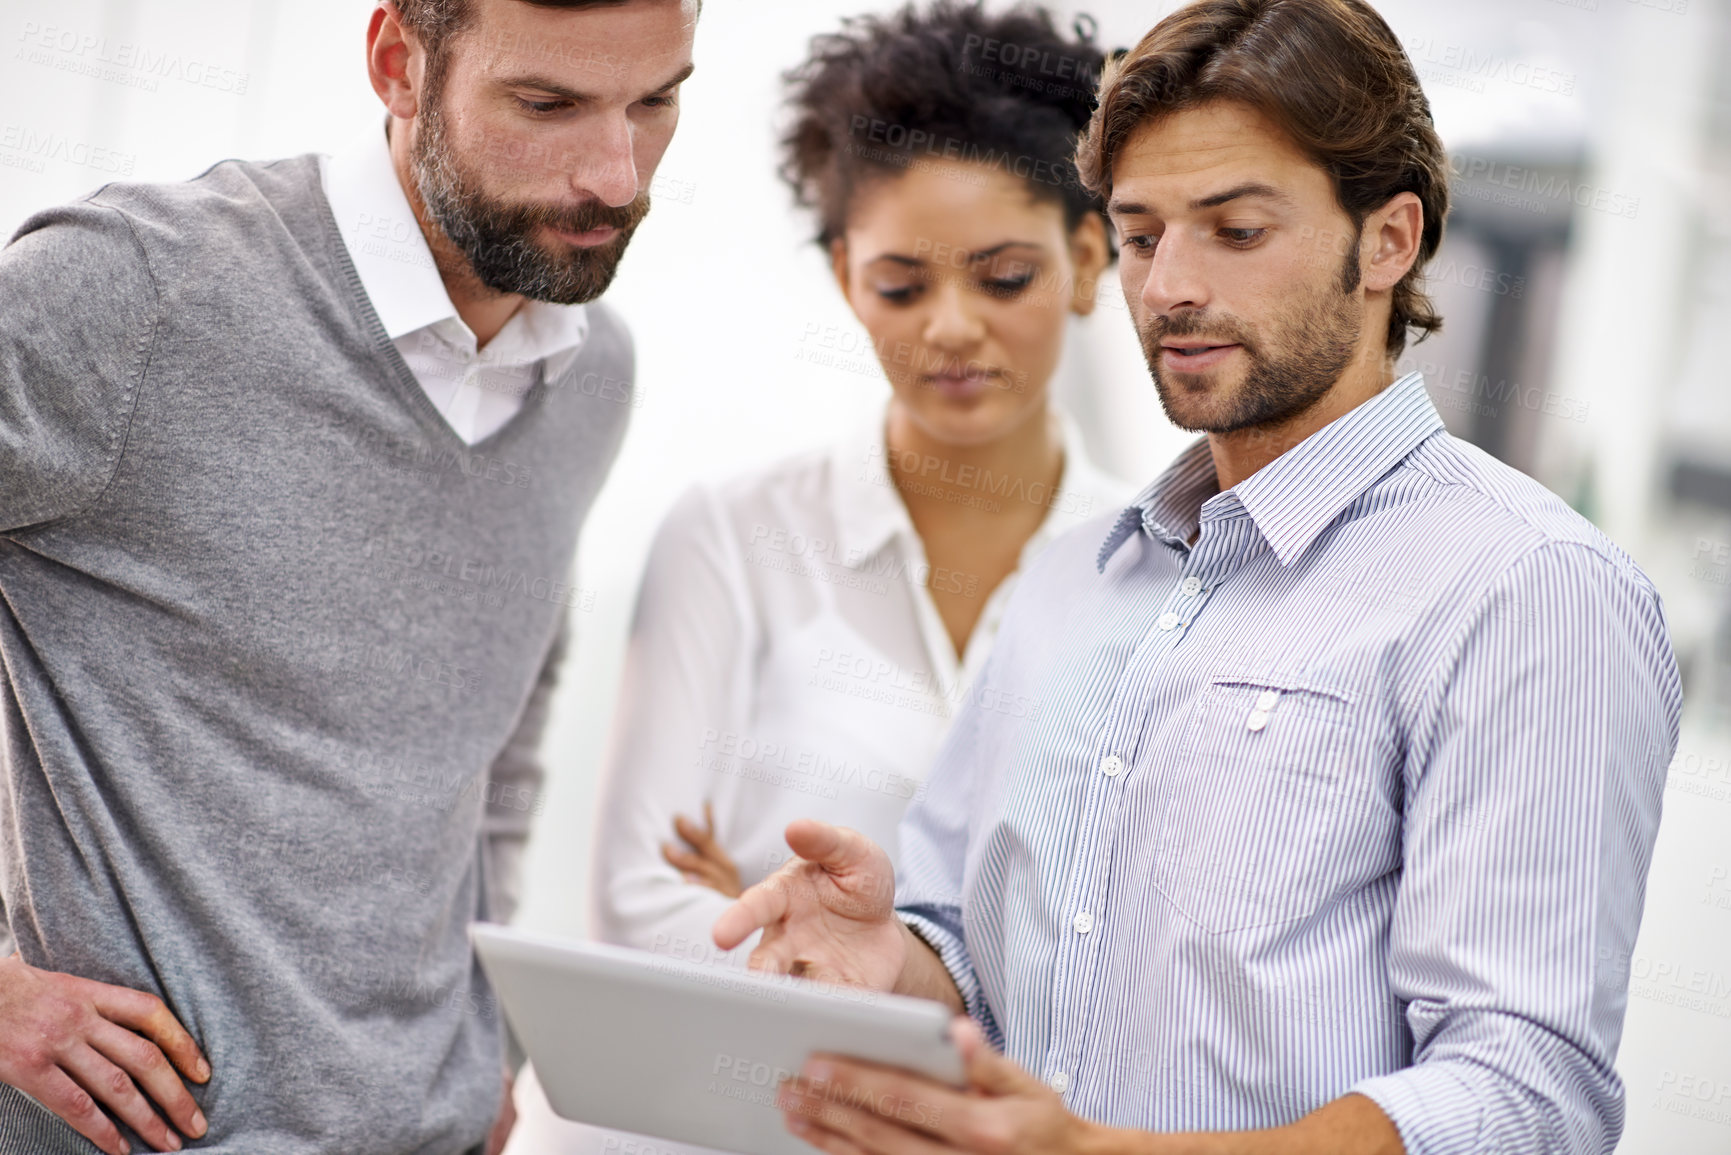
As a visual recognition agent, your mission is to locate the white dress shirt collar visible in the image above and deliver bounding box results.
[1098,371,1443,571]
[827,404,1127,694]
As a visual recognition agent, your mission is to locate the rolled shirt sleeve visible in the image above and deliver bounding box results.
[1351,542,1681,1154]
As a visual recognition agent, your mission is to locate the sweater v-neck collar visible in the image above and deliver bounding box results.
[301,151,558,456]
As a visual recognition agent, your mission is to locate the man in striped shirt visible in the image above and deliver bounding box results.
[714,1,1681,1153]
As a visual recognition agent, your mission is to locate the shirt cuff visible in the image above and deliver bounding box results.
[898,908,1002,1049]
[1351,1063,1488,1155]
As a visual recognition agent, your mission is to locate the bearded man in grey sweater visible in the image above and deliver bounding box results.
[0,2,698,1153]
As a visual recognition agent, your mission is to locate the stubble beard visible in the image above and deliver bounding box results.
[1140,249,1366,436]
[409,89,650,305]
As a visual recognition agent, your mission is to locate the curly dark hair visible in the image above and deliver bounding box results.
[780,1,1110,249]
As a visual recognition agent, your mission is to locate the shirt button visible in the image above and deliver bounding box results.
[1247,710,1270,732]
[1256,690,1280,711]
[1180,576,1203,597]
[1157,612,1180,632]
[1050,1071,1069,1093]
[1101,755,1125,778]
[1073,910,1094,934]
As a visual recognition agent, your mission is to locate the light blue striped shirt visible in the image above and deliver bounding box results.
[896,372,1681,1155]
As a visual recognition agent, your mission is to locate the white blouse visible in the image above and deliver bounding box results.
[507,411,1127,1154]
[590,409,1129,959]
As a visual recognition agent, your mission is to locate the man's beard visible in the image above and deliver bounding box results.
[1139,248,1364,435]
[410,100,649,305]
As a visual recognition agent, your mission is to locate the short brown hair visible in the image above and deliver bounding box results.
[1076,0,1448,356]
[393,0,687,93]
[395,0,635,46]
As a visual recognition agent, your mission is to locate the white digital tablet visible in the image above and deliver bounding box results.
[471,923,965,1155]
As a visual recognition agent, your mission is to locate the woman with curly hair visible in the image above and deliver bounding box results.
[510,4,1124,1145]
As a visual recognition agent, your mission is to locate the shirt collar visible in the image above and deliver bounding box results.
[831,407,1121,571]
[320,121,588,361]
[1099,372,1445,571]
[1097,439,1217,571]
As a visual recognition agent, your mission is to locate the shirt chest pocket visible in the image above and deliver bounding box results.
[1150,674,1357,933]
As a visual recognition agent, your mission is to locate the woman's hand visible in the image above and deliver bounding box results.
[662,801,743,898]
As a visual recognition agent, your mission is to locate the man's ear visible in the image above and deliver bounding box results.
[367,1,424,121]
[1359,192,1424,294]
[1067,213,1112,318]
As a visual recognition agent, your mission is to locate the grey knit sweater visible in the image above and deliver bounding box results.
[0,156,633,1153]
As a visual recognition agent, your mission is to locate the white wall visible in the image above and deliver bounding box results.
[2,0,1727,1148]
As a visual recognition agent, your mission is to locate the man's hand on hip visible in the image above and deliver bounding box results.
[0,952,210,1155]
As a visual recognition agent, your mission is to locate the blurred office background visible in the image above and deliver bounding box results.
[1,0,1728,1148]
